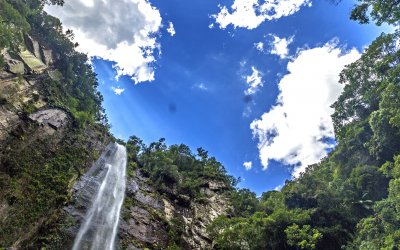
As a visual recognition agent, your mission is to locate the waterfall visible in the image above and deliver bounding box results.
[72,143,127,250]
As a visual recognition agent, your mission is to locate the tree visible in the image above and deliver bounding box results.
[285,224,323,250]
[350,0,400,25]
[0,0,30,52]
[352,155,400,248]
[231,189,259,217]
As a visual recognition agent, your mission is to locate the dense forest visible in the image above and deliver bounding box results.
[204,2,400,249]
[0,0,399,249]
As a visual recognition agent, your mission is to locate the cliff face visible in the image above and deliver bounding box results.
[0,35,111,249]
[119,170,231,249]
[0,71,46,146]
[36,143,121,249]
[42,152,231,250]
[0,35,66,148]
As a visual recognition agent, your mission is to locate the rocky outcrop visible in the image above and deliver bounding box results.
[2,35,50,76]
[0,31,62,148]
[18,49,47,74]
[0,72,44,144]
[29,108,68,131]
[0,35,51,143]
[119,171,231,249]
[25,34,53,66]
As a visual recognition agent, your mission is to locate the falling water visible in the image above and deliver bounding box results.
[72,143,127,250]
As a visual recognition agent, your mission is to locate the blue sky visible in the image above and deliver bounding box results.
[46,0,392,195]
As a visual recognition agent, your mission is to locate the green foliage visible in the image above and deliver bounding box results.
[167,217,186,248]
[0,129,92,247]
[230,188,259,217]
[332,31,400,142]
[0,0,106,128]
[208,209,311,250]
[332,31,400,163]
[351,154,400,249]
[126,137,236,201]
[349,165,388,201]
[0,0,30,52]
[285,224,323,250]
[350,0,400,25]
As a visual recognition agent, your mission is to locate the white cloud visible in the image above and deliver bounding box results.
[250,41,360,177]
[255,34,293,58]
[254,42,264,52]
[45,0,162,84]
[243,161,253,170]
[111,86,125,95]
[245,66,263,95]
[212,0,312,30]
[167,22,176,36]
[269,35,294,59]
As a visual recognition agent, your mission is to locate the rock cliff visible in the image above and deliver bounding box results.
[119,171,231,249]
[0,32,111,249]
[40,150,231,250]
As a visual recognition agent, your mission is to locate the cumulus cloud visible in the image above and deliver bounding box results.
[245,66,263,95]
[167,22,176,36]
[111,86,125,95]
[212,0,312,29]
[45,0,162,83]
[243,161,253,170]
[269,35,294,59]
[250,41,360,177]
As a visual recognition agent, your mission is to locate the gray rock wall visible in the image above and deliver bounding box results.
[119,170,231,249]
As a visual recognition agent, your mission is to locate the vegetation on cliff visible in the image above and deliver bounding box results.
[126,136,237,201]
[0,0,105,127]
[0,0,110,247]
